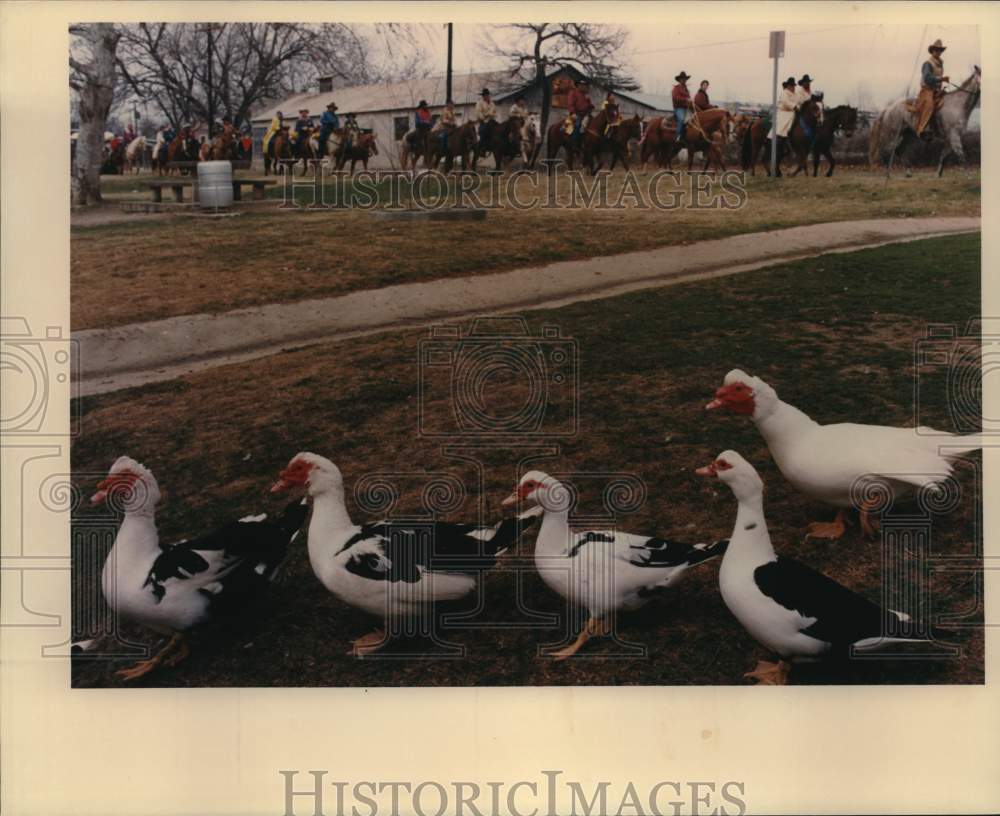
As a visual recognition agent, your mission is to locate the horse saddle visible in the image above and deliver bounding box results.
[563,115,575,135]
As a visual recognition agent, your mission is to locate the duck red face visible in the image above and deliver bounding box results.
[91,471,140,505]
[695,457,733,477]
[501,477,543,507]
[706,381,756,415]
[271,458,314,493]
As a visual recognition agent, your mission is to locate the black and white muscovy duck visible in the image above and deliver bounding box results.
[707,369,981,540]
[697,450,948,684]
[91,456,308,681]
[502,470,728,659]
[270,452,539,656]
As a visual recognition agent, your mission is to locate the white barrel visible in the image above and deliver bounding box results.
[197,160,233,208]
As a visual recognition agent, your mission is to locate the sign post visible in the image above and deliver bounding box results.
[769,30,785,178]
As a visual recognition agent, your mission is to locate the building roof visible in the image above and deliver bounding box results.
[252,70,527,123]
[617,89,674,112]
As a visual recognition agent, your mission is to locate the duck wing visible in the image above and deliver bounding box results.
[144,498,308,611]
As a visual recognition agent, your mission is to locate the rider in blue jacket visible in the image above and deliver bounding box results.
[318,102,339,157]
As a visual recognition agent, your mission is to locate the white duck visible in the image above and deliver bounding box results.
[707,369,980,540]
[698,450,945,684]
[502,470,728,659]
[271,452,539,655]
[92,456,308,680]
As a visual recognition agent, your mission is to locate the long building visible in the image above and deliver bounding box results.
[251,66,671,169]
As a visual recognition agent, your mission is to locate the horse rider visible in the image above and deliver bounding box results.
[123,123,136,145]
[601,91,622,135]
[914,39,948,139]
[476,88,498,144]
[318,102,339,158]
[772,76,798,149]
[672,71,694,143]
[509,95,529,122]
[343,112,360,151]
[154,125,168,162]
[263,110,284,158]
[567,78,593,147]
[432,98,457,152]
[292,108,312,156]
[414,99,433,150]
[694,80,712,111]
[794,74,820,143]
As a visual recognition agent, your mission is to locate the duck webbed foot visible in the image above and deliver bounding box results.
[804,510,848,542]
[743,659,792,685]
[116,633,186,681]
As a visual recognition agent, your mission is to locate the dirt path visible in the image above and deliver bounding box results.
[74,216,979,396]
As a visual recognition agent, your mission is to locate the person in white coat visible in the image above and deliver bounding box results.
[771,77,798,140]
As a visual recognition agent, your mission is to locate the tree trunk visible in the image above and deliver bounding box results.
[537,63,551,157]
[72,24,120,206]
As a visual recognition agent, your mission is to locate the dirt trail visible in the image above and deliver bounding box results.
[74,216,979,396]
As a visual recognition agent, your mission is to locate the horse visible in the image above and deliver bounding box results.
[473,118,522,171]
[264,127,293,176]
[292,127,318,175]
[520,113,542,168]
[399,128,430,172]
[124,136,147,174]
[780,98,826,177]
[426,121,477,173]
[101,141,126,175]
[583,112,643,173]
[545,116,583,172]
[335,132,378,174]
[638,116,677,169]
[870,66,981,178]
[807,104,857,177]
[675,107,733,172]
[739,116,770,175]
[209,125,238,161]
[165,132,199,174]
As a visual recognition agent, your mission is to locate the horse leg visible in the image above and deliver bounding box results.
[825,148,835,178]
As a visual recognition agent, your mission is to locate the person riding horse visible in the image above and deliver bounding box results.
[772,76,798,147]
[342,113,359,152]
[431,99,457,153]
[475,88,498,144]
[318,102,339,158]
[567,78,593,148]
[694,80,712,111]
[292,108,312,158]
[263,111,284,161]
[794,75,822,144]
[914,39,949,139]
[509,95,529,122]
[672,71,694,143]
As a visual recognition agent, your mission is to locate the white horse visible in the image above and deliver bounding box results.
[869,66,980,178]
[124,135,147,174]
[520,113,541,167]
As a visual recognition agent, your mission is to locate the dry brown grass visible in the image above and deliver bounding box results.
[71,169,979,330]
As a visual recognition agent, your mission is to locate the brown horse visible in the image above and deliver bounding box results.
[739,116,771,175]
[472,118,522,171]
[165,132,199,174]
[638,117,678,169]
[335,133,379,174]
[583,112,643,173]
[399,128,430,172]
[265,127,293,175]
[675,107,732,171]
[545,117,582,172]
[293,126,318,175]
[209,125,238,161]
[426,121,477,172]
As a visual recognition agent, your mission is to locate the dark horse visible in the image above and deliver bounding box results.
[807,104,857,177]
[545,117,582,172]
[472,119,522,171]
[165,131,199,174]
[583,112,643,173]
[753,99,824,177]
[264,127,293,176]
[426,121,477,172]
[335,132,379,174]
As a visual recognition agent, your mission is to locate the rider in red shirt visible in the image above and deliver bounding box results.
[567,78,593,145]
[671,71,694,143]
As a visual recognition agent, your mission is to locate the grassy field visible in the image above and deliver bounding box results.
[71,169,980,330]
[71,233,983,687]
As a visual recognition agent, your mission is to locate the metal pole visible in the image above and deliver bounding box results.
[446,23,453,102]
[770,53,779,177]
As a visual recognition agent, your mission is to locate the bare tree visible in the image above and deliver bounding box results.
[482,23,638,144]
[69,23,121,205]
[115,23,427,131]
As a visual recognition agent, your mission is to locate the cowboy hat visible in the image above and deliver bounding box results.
[298,108,310,114]
[798,74,813,84]
[481,88,491,96]
[326,102,338,110]
[418,99,429,107]
[782,77,796,88]
[675,71,691,81]
[928,39,946,52]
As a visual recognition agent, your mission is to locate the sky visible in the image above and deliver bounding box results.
[415,23,980,110]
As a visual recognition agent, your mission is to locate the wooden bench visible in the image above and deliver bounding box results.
[232,178,278,201]
[147,180,194,203]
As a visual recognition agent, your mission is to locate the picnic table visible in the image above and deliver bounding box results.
[145,178,277,204]
[146,179,194,203]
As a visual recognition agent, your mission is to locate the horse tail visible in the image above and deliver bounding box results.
[868,113,883,169]
[741,123,753,169]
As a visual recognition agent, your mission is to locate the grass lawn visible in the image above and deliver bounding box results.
[70,169,980,330]
[71,233,983,687]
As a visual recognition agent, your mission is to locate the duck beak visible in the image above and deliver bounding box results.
[695,463,718,477]
[270,477,292,493]
[501,491,519,507]
[705,398,723,410]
